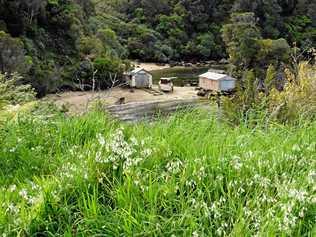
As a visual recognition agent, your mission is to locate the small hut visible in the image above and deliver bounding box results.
[125,68,153,89]
[199,71,236,92]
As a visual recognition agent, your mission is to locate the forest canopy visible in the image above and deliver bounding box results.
[0,0,315,95]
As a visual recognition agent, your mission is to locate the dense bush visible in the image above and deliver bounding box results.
[268,62,316,123]
[0,0,315,95]
[222,13,262,70]
[0,31,32,74]
[0,0,122,96]
[99,0,315,62]
[222,62,316,125]
[0,72,35,109]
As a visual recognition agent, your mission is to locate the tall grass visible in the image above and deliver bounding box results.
[0,110,315,236]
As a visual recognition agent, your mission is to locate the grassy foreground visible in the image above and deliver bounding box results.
[0,110,315,236]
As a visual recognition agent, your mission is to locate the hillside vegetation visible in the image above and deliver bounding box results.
[0,0,315,95]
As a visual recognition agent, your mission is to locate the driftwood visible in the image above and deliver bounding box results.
[116,97,126,105]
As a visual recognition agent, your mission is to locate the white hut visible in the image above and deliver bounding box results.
[199,71,236,92]
[125,68,153,89]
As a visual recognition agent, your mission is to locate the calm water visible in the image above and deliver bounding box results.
[151,65,227,86]
[151,67,208,86]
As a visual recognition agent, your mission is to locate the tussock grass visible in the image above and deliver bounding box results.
[0,110,315,236]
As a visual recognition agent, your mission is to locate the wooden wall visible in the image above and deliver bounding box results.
[199,77,219,91]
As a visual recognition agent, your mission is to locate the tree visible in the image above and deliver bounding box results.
[93,56,126,88]
[184,33,218,60]
[257,38,291,68]
[232,0,282,38]
[0,31,31,74]
[22,0,47,25]
[222,12,261,70]
[0,0,47,35]
[79,36,104,59]
[96,28,127,58]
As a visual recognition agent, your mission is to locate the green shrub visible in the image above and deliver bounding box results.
[222,62,316,125]
[0,31,31,74]
[257,38,291,67]
[268,62,316,123]
[96,28,127,58]
[0,72,35,109]
[93,56,126,87]
[79,36,104,59]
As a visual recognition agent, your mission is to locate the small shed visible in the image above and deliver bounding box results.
[199,71,236,92]
[125,68,153,89]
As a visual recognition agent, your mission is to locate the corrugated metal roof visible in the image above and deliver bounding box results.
[199,72,236,81]
[131,68,145,74]
[126,68,152,76]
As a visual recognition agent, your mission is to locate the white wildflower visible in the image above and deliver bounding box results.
[308,171,316,184]
[231,155,243,171]
[194,166,206,180]
[216,227,223,236]
[299,209,305,218]
[130,136,138,146]
[95,151,103,163]
[192,231,199,237]
[6,203,19,214]
[279,202,298,233]
[166,160,183,174]
[219,196,226,204]
[259,177,271,189]
[9,147,16,153]
[8,184,17,192]
[217,174,224,182]
[28,196,38,205]
[30,181,39,190]
[123,157,143,171]
[191,198,196,206]
[186,180,196,189]
[244,207,252,217]
[246,151,254,159]
[84,173,88,180]
[237,186,245,193]
[19,189,28,200]
[97,133,106,146]
[141,148,152,158]
[174,185,179,194]
[288,189,307,202]
[292,144,301,152]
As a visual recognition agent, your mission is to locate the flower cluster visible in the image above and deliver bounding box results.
[95,129,153,174]
[3,181,43,229]
[165,160,183,175]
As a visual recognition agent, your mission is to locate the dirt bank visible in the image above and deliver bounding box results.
[46,86,200,114]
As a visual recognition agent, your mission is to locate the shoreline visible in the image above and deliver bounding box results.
[132,60,228,72]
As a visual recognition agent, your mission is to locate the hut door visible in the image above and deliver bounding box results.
[137,72,149,88]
